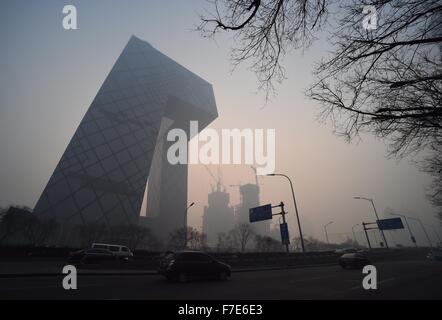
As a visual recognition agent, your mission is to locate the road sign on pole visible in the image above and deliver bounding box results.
[377,218,404,230]
[249,202,290,252]
[249,204,273,222]
[280,222,290,245]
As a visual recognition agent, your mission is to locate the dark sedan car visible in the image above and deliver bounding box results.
[158,251,231,282]
[427,247,442,261]
[339,253,371,269]
[68,248,118,265]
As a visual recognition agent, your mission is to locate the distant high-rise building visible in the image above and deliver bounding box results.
[235,183,270,236]
[202,184,235,246]
[33,35,218,244]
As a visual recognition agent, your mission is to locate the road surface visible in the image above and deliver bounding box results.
[0,260,441,299]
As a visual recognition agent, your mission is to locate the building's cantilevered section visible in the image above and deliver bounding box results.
[34,35,218,244]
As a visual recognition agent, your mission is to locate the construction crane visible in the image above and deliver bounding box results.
[204,165,216,191]
[217,166,224,192]
[250,165,261,186]
[204,165,224,192]
[229,165,260,188]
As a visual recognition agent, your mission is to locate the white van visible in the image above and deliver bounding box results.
[91,243,133,258]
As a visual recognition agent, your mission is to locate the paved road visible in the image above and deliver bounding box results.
[0,260,440,299]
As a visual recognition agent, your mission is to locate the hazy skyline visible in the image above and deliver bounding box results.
[0,0,439,246]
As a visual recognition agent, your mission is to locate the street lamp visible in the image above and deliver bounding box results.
[351,224,359,244]
[324,221,333,245]
[354,196,389,248]
[267,173,305,252]
[183,202,195,248]
[389,212,417,247]
[407,216,432,248]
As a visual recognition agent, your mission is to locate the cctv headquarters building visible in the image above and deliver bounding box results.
[33,36,218,245]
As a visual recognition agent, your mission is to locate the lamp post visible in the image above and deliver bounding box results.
[389,212,417,247]
[267,173,305,252]
[183,202,195,249]
[324,221,333,245]
[354,197,389,248]
[408,216,432,248]
[351,224,359,244]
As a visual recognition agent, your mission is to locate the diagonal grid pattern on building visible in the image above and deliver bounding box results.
[33,36,218,241]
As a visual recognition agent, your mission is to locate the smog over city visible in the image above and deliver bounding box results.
[0,0,441,313]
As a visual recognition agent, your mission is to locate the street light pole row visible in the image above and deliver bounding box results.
[238,172,440,252]
[408,216,433,248]
[389,212,417,247]
[324,221,333,245]
[353,198,438,248]
[352,223,359,244]
[354,197,389,248]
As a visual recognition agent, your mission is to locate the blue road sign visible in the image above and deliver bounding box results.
[377,217,404,230]
[280,222,290,245]
[249,204,273,222]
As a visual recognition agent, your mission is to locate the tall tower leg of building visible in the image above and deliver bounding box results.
[146,121,189,241]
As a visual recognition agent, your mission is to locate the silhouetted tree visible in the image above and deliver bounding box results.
[0,208,23,243]
[168,227,187,250]
[229,223,254,252]
[104,224,154,250]
[0,207,6,219]
[198,0,442,210]
[198,0,327,99]
[292,235,328,251]
[0,206,58,246]
[168,227,208,250]
[254,235,283,252]
[215,232,235,252]
[0,206,33,244]
[22,216,58,247]
[293,235,365,251]
[75,223,107,248]
[421,143,442,223]
[187,228,209,250]
[308,1,442,162]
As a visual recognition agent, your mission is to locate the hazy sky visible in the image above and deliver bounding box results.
[0,0,440,246]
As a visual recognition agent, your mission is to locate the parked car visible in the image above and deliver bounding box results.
[158,251,231,282]
[427,247,442,261]
[68,248,118,265]
[91,243,133,259]
[339,253,371,269]
[335,247,358,254]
